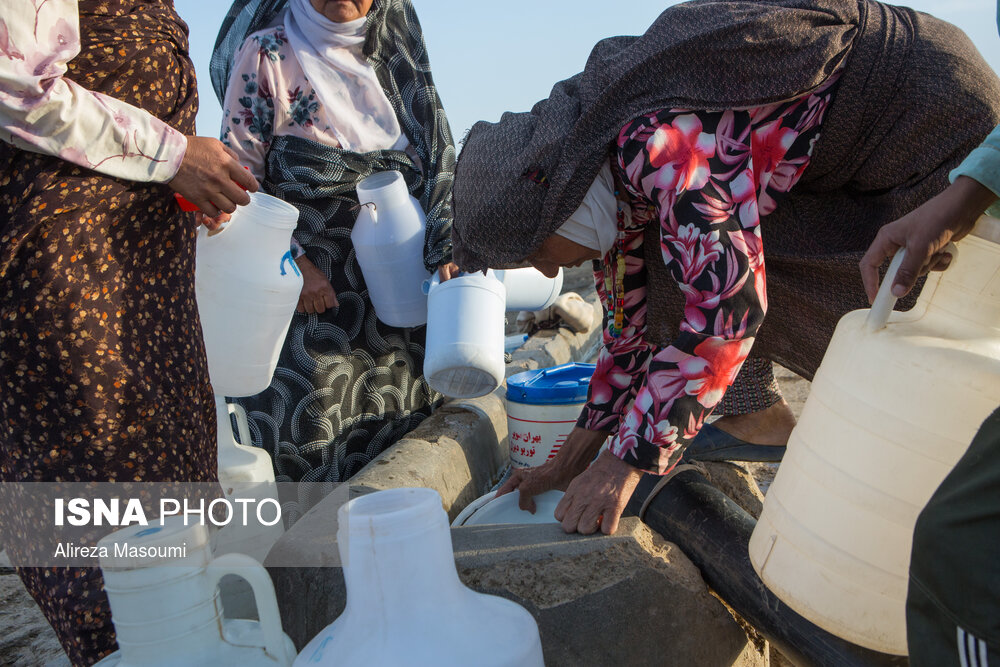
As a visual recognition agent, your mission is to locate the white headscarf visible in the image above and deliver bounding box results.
[284,0,406,152]
[555,159,620,254]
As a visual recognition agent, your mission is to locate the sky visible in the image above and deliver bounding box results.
[174,0,999,146]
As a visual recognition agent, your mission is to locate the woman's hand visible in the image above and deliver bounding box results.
[295,255,338,314]
[497,427,609,512]
[860,176,996,303]
[437,261,460,282]
[553,450,643,535]
[169,136,258,218]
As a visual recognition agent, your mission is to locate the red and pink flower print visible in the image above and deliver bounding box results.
[643,114,716,196]
[677,336,755,407]
[580,76,837,476]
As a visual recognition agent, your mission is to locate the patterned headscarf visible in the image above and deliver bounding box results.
[211,0,455,269]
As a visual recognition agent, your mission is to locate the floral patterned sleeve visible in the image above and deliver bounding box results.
[583,80,837,475]
[220,35,278,183]
[0,0,186,182]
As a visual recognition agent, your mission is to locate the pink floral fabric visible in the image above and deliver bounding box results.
[0,1,187,183]
[579,75,840,475]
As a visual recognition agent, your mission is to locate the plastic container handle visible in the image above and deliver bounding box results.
[864,244,957,333]
[206,552,293,664]
[228,402,253,447]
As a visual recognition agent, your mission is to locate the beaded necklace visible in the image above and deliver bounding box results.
[603,192,627,338]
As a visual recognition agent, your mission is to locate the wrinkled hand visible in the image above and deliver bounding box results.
[437,261,460,282]
[169,136,258,218]
[496,458,578,514]
[295,256,338,314]
[497,427,609,514]
[860,176,996,303]
[553,450,642,535]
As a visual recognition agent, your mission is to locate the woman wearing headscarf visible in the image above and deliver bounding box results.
[211,0,457,490]
[453,0,1000,535]
[0,1,256,663]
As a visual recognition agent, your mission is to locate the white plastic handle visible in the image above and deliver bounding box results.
[206,552,293,664]
[865,244,958,333]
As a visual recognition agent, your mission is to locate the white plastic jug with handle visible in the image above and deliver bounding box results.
[494,267,564,312]
[748,216,1000,655]
[94,518,296,667]
[423,271,506,398]
[351,170,432,327]
[295,487,545,667]
[214,395,283,565]
[196,192,302,397]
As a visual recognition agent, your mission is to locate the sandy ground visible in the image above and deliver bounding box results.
[0,265,812,665]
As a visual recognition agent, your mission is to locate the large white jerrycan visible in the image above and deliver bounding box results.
[494,266,563,311]
[423,271,506,398]
[295,488,544,667]
[196,192,302,397]
[749,216,1000,655]
[94,518,296,667]
[351,170,432,327]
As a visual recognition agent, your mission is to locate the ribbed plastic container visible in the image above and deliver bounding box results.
[749,216,1000,655]
[424,271,506,398]
[506,363,595,468]
[195,192,302,398]
[94,518,295,667]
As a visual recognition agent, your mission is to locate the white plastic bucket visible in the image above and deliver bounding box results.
[494,267,563,312]
[195,192,302,398]
[351,171,431,327]
[423,271,506,398]
[453,490,564,527]
[505,363,594,468]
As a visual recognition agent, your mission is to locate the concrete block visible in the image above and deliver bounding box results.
[348,390,509,518]
[270,517,764,666]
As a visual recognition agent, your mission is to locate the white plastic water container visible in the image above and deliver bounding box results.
[295,488,544,667]
[214,396,283,566]
[94,518,296,667]
[494,267,563,312]
[506,363,595,468]
[351,171,432,327]
[424,271,506,398]
[749,217,1000,655]
[196,192,302,397]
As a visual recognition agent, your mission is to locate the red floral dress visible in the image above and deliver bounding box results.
[579,75,840,475]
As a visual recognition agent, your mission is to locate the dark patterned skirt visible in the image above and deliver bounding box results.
[0,2,213,664]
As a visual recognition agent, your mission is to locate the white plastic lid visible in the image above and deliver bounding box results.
[461,490,564,526]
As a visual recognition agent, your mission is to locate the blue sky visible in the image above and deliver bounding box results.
[175,0,999,145]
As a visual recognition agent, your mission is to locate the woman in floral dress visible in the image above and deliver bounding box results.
[0,1,256,663]
[211,0,456,494]
[452,0,1000,535]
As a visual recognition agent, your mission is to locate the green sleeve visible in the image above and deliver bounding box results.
[951,124,1000,218]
